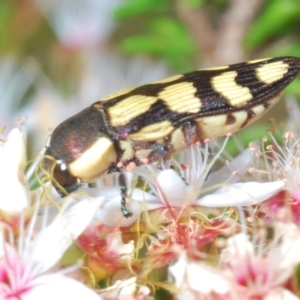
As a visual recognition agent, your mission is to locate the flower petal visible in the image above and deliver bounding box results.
[187,263,229,294]
[196,181,285,207]
[85,187,158,227]
[100,277,150,298]
[203,148,253,188]
[155,169,195,206]
[23,274,101,300]
[31,195,103,271]
[0,230,5,257]
[0,128,30,212]
[264,288,299,300]
[107,231,134,258]
[170,254,229,295]
[272,223,300,269]
[220,233,254,263]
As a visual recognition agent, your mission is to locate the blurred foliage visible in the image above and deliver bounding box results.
[114,0,198,71]
[0,1,14,51]
[246,0,300,50]
[114,0,300,71]
[1,0,300,76]
[113,0,170,17]
[120,17,196,71]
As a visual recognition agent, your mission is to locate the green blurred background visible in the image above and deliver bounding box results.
[1,0,300,156]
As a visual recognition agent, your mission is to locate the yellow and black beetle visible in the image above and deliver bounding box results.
[43,56,300,217]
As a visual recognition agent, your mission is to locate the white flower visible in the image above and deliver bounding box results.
[0,195,103,299]
[0,128,30,212]
[169,254,229,299]
[220,224,300,299]
[197,181,285,207]
[170,223,300,299]
[264,289,299,300]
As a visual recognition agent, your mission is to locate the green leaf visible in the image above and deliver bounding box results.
[61,246,85,265]
[121,18,196,71]
[181,0,204,8]
[212,0,228,6]
[114,0,169,19]
[0,1,15,51]
[285,78,300,99]
[246,0,300,49]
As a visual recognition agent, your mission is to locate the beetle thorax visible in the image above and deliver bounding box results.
[46,106,117,184]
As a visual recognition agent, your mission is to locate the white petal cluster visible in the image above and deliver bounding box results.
[0,195,103,299]
[170,222,300,299]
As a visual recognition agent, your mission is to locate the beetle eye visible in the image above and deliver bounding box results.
[57,160,67,171]
[43,147,78,196]
[52,165,78,196]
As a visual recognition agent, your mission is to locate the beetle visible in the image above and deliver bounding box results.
[43,56,300,217]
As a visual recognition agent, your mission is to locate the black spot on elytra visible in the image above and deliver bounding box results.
[226,114,236,125]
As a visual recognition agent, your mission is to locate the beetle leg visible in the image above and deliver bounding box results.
[147,145,170,162]
[118,171,133,218]
[109,140,134,218]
